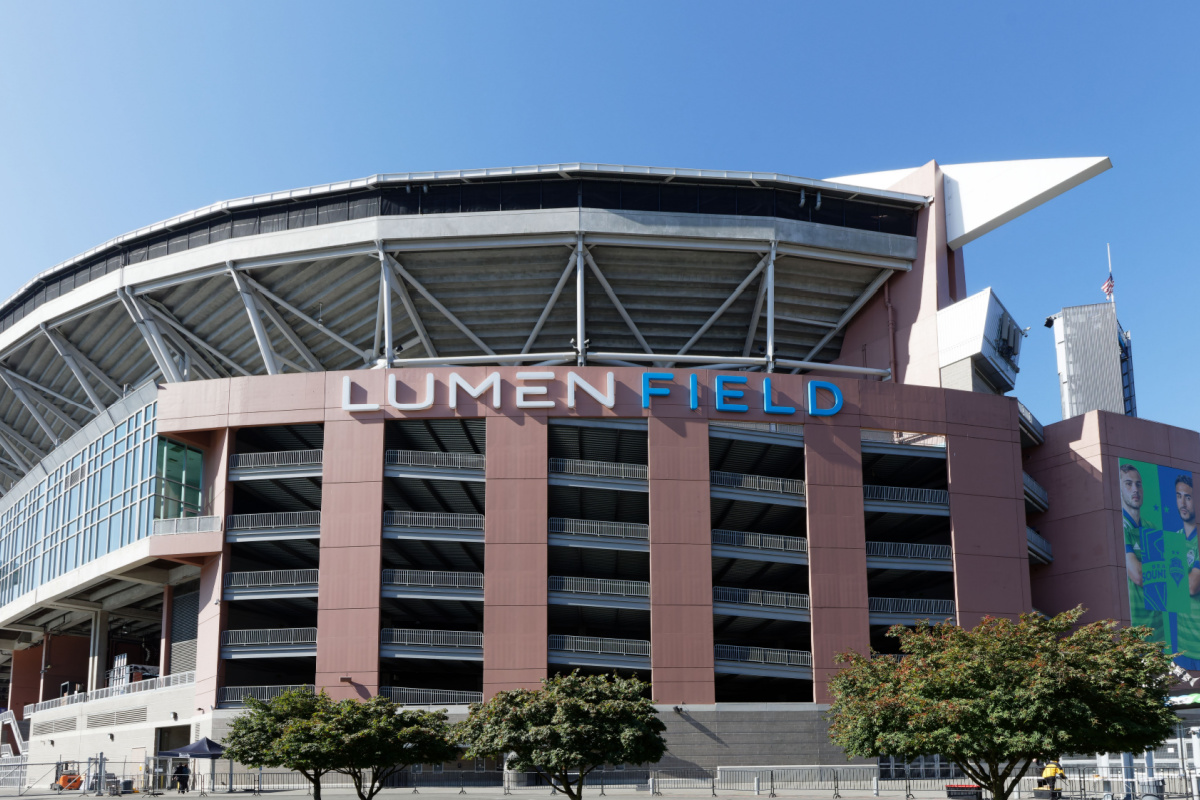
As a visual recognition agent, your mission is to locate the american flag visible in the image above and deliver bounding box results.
[1101,275,1114,296]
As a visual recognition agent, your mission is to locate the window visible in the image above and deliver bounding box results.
[153,439,203,519]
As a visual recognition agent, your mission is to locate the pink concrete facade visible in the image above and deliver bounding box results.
[1027,411,1200,625]
[157,367,1034,706]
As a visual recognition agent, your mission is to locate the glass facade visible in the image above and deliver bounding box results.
[0,400,202,610]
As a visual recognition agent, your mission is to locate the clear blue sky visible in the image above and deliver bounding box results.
[1,2,1196,431]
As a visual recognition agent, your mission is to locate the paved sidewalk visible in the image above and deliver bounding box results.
[0,789,961,800]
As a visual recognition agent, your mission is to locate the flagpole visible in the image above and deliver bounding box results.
[1106,243,1115,305]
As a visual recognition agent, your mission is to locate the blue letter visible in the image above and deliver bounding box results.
[763,378,795,415]
[807,380,843,416]
[689,373,699,411]
[715,375,749,412]
[642,372,674,409]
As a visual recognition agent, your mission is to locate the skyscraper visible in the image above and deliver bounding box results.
[1048,301,1136,419]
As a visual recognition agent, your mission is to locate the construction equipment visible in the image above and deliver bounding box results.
[51,760,83,791]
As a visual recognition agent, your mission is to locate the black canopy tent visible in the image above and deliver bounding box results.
[159,738,225,795]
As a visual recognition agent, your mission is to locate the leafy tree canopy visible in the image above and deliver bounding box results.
[461,671,667,800]
[222,689,338,800]
[319,696,460,800]
[828,607,1178,800]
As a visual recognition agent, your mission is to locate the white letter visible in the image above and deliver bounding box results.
[516,371,556,409]
[341,376,380,412]
[567,372,615,409]
[449,372,501,410]
[388,373,435,411]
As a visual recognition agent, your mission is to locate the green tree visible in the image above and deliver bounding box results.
[320,695,460,800]
[460,671,667,800]
[221,689,338,800]
[828,607,1178,800]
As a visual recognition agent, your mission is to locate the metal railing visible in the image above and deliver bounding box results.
[1027,526,1054,557]
[712,528,807,554]
[865,541,952,561]
[384,510,484,530]
[218,684,314,705]
[24,672,195,716]
[710,470,804,496]
[548,575,650,597]
[860,429,947,449]
[714,644,812,667]
[863,484,949,505]
[548,634,650,658]
[221,628,317,647]
[227,510,321,530]
[713,586,809,610]
[385,450,485,470]
[549,458,648,480]
[382,569,483,589]
[381,629,482,648]
[224,570,319,589]
[152,515,222,535]
[1017,400,1045,440]
[710,419,804,437]
[230,450,323,469]
[380,686,483,705]
[869,597,956,617]
[1023,470,1050,507]
[549,517,649,540]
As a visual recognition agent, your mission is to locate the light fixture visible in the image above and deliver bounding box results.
[171,712,178,721]
[814,192,822,212]
[340,676,353,683]
[422,185,428,194]
[108,733,114,741]
[798,189,806,208]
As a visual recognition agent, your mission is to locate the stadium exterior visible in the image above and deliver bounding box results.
[0,158,1195,774]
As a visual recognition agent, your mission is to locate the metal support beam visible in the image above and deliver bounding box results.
[674,252,771,359]
[143,300,251,378]
[228,265,280,375]
[378,258,394,367]
[44,327,124,397]
[742,270,768,358]
[238,272,368,363]
[801,267,895,364]
[252,295,321,371]
[0,419,45,462]
[40,325,107,412]
[1,367,91,417]
[0,369,59,443]
[0,429,31,472]
[383,253,494,355]
[522,248,577,354]
[583,249,652,354]
[575,234,586,366]
[380,251,436,359]
[765,241,777,372]
[117,287,184,383]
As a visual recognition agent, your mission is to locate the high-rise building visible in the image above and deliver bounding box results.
[1049,301,1136,419]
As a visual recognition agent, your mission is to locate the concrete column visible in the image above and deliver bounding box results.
[159,585,174,677]
[483,414,548,697]
[316,418,385,699]
[945,393,1030,627]
[647,416,715,705]
[194,429,234,710]
[87,611,110,691]
[805,419,870,704]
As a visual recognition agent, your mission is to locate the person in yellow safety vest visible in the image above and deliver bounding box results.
[1041,760,1066,792]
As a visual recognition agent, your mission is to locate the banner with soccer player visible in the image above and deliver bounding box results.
[1119,458,1199,671]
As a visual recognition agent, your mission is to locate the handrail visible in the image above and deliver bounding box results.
[548,634,650,657]
[710,420,804,437]
[152,516,222,535]
[1023,471,1050,506]
[1026,527,1053,557]
[868,597,955,616]
[1016,400,1045,440]
[382,569,483,589]
[549,518,649,540]
[714,644,812,667]
[860,430,947,449]
[381,629,483,648]
[713,586,809,610]
[549,458,648,480]
[863,485,949,505]
[385,450,485,470]
[712,529,807,553]
[24,672,195,716]
[227,511,321,530]
[221,628,317,646]
[548,575,649,597]
[384,510,484,530]
[864,541,952,561]
[710,471,804,496]
[218,685,314,704]
[224,570,319,589]
[380,686,483,705]
[230,450,323,469]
